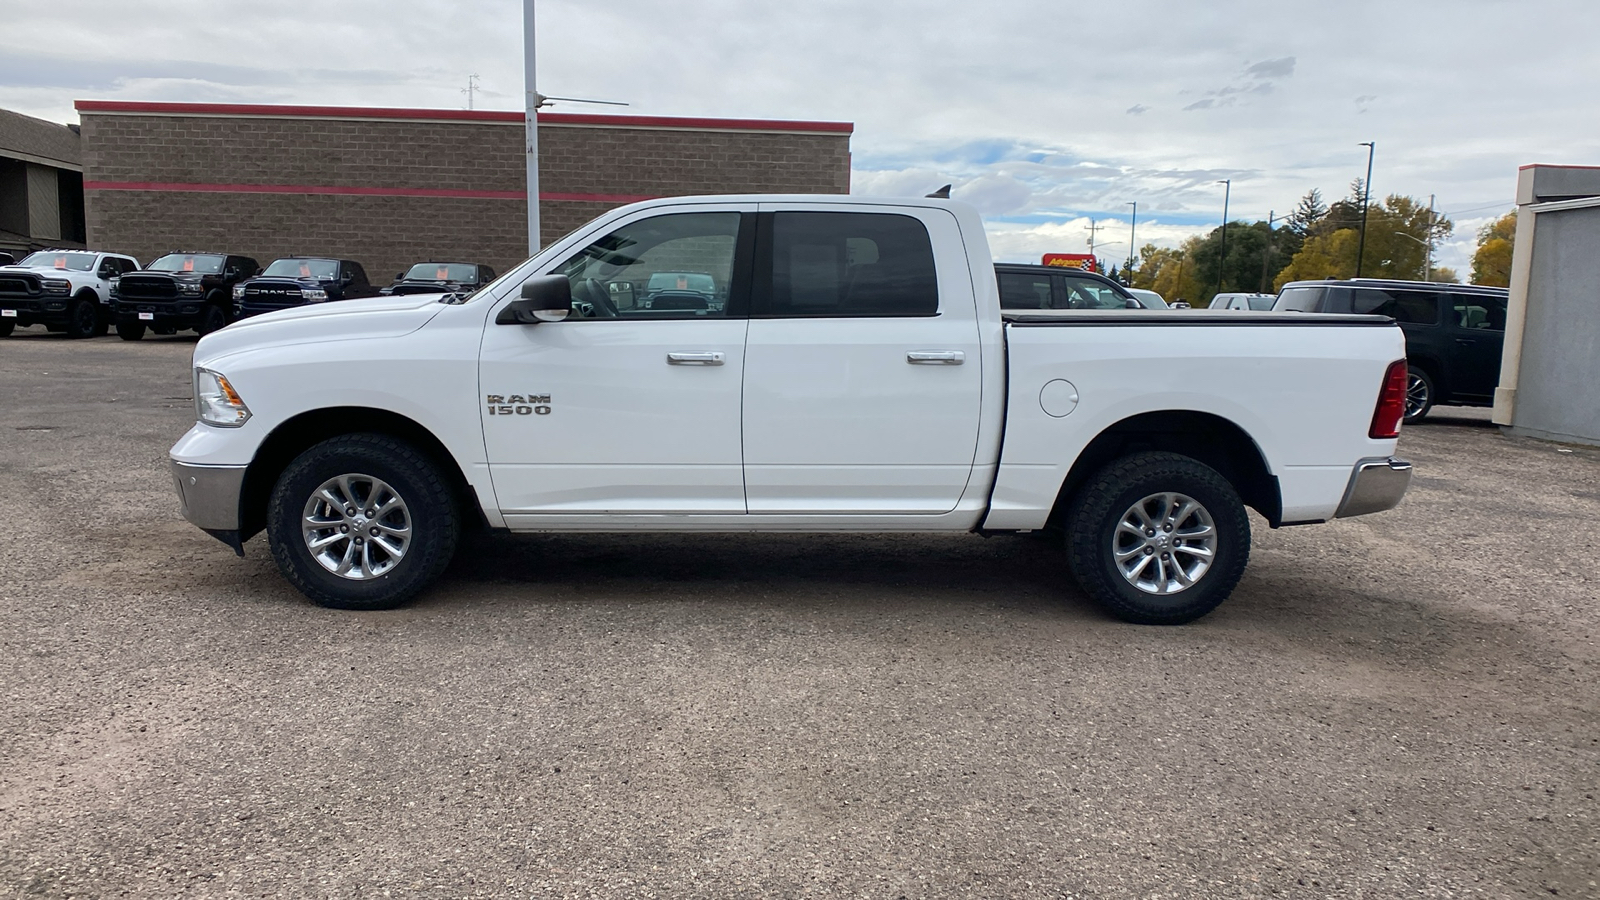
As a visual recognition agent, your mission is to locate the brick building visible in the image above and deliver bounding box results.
[73,101,852,279]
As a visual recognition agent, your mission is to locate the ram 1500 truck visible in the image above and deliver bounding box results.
[170,195,1413,624]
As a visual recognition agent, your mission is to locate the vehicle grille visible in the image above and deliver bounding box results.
[0,274,41,296]
[117,275,179,300]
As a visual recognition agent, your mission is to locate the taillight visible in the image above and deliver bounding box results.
[1370,360,1408,439]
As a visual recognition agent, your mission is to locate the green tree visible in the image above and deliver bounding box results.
[1470,211,1516,287]
[1286,189,1328,237]
[1272,193,1452,288]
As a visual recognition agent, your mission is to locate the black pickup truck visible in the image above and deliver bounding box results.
[381,261,496,296]
[111,252,260,340]
[233,257,379,321]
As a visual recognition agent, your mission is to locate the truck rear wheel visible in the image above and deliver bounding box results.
[266,434,459,610]
[1064,451,1250,625]
[197,303,228,336]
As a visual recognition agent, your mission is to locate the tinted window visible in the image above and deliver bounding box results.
[1349,287,1440,325]
[1452,292,1508,331]
[1274,286,1327,312]
[1247,296,1274,310]
[998,271,1055,309]
[1060,274,1132,309]
[765,212,937,317]
[558,211,741,319]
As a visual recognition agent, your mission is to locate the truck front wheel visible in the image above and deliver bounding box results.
[1064,451,1250,625]
[266,434,459,610]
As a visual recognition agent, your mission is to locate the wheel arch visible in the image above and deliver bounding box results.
[1048,410,1282,529]
[239,407,483,543]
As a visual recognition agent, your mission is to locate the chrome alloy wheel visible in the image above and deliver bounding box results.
[301,474,412,580]
[1405,372,1431,420]
[1112,492,1218,595]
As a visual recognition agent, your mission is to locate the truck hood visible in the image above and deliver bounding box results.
[195,294,446,366]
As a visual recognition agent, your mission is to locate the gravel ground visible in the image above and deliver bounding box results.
[1,330,1596,899]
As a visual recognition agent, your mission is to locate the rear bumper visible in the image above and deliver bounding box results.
[172,459,247,554]
[1334,457,1413,518]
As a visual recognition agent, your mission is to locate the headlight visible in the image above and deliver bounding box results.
[232,284,245,300]
[42,279,70,294]
[194,368,251,427]
[301,288,328,301]
[179,282,204,295]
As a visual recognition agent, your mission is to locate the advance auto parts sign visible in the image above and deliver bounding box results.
[1042,253,1099,273]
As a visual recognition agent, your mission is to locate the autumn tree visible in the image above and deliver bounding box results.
[1273,194,1453,288]
[1470,211,1516,287]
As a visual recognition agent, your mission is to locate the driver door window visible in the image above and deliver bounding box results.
[557,212,744,319]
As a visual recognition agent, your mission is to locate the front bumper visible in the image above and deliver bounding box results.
[171,460,248,555]
[113,300,205,327]
[1,296,73,325]
[1334,457,1413,518]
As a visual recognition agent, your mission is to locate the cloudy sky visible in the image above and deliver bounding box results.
[4,0,1596,276]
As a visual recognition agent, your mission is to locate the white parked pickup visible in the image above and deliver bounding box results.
[170,195,1413,624]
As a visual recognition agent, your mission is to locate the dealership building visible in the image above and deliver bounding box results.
[52,100,852,279]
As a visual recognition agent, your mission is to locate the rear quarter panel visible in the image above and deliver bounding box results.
[985,315,1407,529]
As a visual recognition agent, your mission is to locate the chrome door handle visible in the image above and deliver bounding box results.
[667,351,725,366]
[907,350,965,365]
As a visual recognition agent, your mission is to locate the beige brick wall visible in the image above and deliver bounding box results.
[79,111,851,280]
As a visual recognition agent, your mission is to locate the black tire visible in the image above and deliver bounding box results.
[64,296,99,339]
[267,433,459,610]
[1404,366,1435,423]
[0,319,13,338]
[90,306,108,337]
[116,321,146,341]
[196,302,228,336]
[1064,451,1251,625]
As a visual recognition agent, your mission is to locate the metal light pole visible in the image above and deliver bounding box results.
[1215,179,1231,296]
[1355,141,1375,278]
[524,0,540,255]
[1125,201,1137,280]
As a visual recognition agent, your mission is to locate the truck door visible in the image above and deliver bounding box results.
[741,205,983,514]
[479,206,755,515]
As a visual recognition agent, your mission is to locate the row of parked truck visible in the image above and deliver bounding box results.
[0,249,496,341]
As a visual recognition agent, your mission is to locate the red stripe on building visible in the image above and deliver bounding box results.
[72,100,854,134]
[82,180,658,203]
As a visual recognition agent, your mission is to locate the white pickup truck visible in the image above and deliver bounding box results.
[170,195,1413,624]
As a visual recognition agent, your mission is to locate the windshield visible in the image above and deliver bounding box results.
[148,253,226,274]
[405,263,478,282]
[263,258,339,279]
[1247,296,1275,310]
[1274,286,1326,312]
[645,272,717,296]
[19,251,97,271]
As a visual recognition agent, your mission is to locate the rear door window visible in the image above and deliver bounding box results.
[1059,274,1132,309]
[1350,287,1440,325]
[760,212,938,317]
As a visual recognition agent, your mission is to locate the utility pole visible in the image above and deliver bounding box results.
[1356,141,1375,277]
[461,74,480,110]
[1085,219,1103,257]
[1424,193,1435,282]
[523,0,541,255]
[1125,201,1138,281]
[1215,179,1231,296]
[1259,209,1279,293]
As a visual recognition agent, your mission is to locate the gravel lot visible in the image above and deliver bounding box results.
[1,330,1596,899]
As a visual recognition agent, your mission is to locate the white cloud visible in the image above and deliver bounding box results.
[1,0,1588,278]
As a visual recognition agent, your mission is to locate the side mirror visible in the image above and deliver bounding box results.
[496,275,573,324]
[396,272,406,281]
[1124,298,1142,309]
